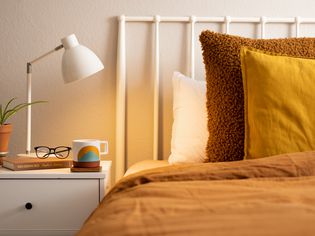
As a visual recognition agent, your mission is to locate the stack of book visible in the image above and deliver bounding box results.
[2,157,72,171]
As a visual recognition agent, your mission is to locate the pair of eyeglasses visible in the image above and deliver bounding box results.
[34,146,71,159]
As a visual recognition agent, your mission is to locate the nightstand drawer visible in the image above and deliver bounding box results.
[0,179,99,231]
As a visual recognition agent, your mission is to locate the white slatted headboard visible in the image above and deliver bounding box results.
[115,15,315,181]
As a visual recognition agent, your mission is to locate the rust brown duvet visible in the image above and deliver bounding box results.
[78,152,315,236]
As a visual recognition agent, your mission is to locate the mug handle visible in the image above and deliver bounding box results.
[100,141,109,155]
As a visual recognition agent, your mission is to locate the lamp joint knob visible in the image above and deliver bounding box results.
[27,63,32,74]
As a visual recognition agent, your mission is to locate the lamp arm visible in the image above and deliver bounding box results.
[27,44,64,71]
[25,44,63,154]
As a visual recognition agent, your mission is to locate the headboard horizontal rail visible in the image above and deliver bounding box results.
[123,15,315,24]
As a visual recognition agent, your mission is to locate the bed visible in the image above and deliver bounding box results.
[78,15,315,235]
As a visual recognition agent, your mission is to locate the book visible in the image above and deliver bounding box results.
[71,166,102,172]
[2,157,73,171]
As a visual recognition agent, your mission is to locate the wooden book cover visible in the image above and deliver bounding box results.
[2,157,73,171]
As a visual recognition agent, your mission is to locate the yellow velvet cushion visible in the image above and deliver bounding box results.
[241,47,315,159]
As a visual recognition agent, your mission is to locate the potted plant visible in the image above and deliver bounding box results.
[0,98,45,163]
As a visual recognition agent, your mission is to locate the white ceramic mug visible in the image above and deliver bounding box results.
[72,139,108,167]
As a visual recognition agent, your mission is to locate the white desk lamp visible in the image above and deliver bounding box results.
[24,34,104,156]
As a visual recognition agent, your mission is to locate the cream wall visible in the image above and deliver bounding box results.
[1,0,315,181]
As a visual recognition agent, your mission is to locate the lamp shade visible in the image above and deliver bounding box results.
[61,34,104,83]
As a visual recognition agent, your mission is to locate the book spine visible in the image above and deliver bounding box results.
[3,161,72,171]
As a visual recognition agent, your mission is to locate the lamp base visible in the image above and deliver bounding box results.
[17,153,71,158]
[17,152,38,158]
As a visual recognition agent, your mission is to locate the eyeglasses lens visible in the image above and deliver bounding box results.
[55,147,70,158]
[36,147,50,158]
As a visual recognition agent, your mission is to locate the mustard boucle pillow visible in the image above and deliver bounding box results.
[199,31,315,162]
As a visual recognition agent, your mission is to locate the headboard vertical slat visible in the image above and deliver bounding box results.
[225,16,231,34]
[296,16,301,37]
[190,16,196,79]
[153,15,161,161]
[260,16,266,39]
[116,15,126,181]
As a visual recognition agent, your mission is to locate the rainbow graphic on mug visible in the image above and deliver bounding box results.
[77,146,100,162]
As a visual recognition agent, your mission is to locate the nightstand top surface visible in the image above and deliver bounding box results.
[0,161,111,179]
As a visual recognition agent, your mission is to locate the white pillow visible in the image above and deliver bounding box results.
[168,72,208,164]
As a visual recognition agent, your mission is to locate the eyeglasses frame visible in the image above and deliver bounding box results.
[34,146,72,159]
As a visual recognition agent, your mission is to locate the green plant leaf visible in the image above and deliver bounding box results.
[1,100,47,125]
[2,97,17,117]
[1,98,17,125]
[2,110,18,124]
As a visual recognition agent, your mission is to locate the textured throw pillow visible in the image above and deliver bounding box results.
[168,72,208,164]
[241,47,315,159]
[199,31,315,162]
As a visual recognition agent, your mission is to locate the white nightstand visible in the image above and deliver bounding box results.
[0,161,111,236]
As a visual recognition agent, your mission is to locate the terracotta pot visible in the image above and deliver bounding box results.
[0,124,13,159]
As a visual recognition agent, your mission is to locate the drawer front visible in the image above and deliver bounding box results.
[0,179,99,230]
